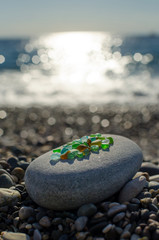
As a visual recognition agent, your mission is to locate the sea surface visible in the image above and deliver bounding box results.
[0,32,159,107]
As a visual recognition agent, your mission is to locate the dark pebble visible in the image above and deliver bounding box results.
[143,226,151,239]
[105,227,119,240]
[77,203,97,217]
[130,211,140,222]
[51,230,62,240]
[36,210,46,221]
[140,209,150,220]
[0,160,10,169]
[19,161,29,170]
[152,229,159,240]
[7,157,19,170]
[128,203,139,212]
[59,234,69,240]
[28,216,36,224]
[148,203,158,212]
[89,221,107,234]
[140,162,159,176]
[18,156,27,161]
[9,146,23,155]
[0,174,14,188]
[28,228,34,236]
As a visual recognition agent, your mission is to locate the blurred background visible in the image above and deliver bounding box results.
[0,0,159,161]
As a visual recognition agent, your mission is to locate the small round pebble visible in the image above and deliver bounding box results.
[113,212,125,223]
[75,216,88,231]
[11,167,25,180]
[39,216,51,228]
[19,206,34,220]
[107,204,127,217]
[77,203,97,217]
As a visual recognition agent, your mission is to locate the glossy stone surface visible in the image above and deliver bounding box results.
[25,134,143,210]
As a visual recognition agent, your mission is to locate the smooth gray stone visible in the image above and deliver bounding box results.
[118,176,147,203]
[25,134,143,210]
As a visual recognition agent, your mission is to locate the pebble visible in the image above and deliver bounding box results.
[25,135,143,210]
[127,203,139,211]
[149,174,159,182]
[130,234,140,240]
[7,157,19,170]
[133,171,149,181]
[102,223,113,233]
[148,181,159,190]
[0,174,14,188]
[1,231,30,240]
[11,167,25,180]
[58,234,68,240]
[75,216,88,231]
[19,161,30,170]
[19,206,34,220]
[89,221,108,234]
[0,160,10,169]
[0,188,21,207]
[33,229,42,240]
[113,212,125,223]
[39,216,51,228]
[118,176,147,203]
[140,162,159,176]
[75,232,89,240]
[149,203,158,212]
[152,229,159,240]
[107,204,127,217]
[120,230,131,239]
[77,203,97,217]
[140,209,149,220]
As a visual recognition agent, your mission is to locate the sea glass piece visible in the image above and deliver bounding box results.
[61,151,70,160]
[107,137,114,144]
[80,136,88,143]
[67,153,75,160]
[77,144,89,152]
[90,139,102,147]
[87,138,91,146]
[95,133,102,137]
[101,143,109,150]
[90,134,96,137]
[83,148,90,156]
[72,143,81,149]
[53,149,61,153]
[89,137,97,142]
[98,137,105,140]
[67,149,79,159]
[102,139,110,144]
[50,153,61,161]
[77,151,84,158]
[91,145,99,152]
[61,145,72,154]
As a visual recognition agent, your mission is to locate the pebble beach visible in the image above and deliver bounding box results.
[0,103,159,240]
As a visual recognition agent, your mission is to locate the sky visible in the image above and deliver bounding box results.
[0,0,159,37]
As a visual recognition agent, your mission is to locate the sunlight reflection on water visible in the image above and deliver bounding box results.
[0,32,158,106]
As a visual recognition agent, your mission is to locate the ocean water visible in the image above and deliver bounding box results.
[0,32,159,107]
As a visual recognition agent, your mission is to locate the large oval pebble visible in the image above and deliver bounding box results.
[25,134,143,210]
